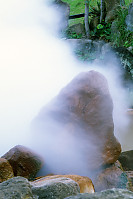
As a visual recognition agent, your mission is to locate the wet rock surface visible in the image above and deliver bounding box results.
[118,150,133,171]
[31,177,80,199]
[0,176,35,199]
[33,174,94,193]
[65,188,133,199]
[93,160,129,191]
[2,145,43,180]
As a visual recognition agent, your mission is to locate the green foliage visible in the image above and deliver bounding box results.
[90,21,112,41]
[63,0,133,53]
[89,1,101,17]
[111,6,133,51]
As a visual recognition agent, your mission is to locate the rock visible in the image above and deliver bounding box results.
[31,177,80,199]
[114,47,133,83]
[105,0,125,22]
[126,3,133,32]
[64,188,133,199]
[0,176,35,199]
[33,71,121,170]
[93,160,129,191]
[67,23,85,38]
[34,174,94,193]
[53,0,70,33]
[101,46,133,88]
[118,150,133,171]
[2,145,43,180]
[125,171,133,192]
[0,158,14,182]
[67,39,104,61]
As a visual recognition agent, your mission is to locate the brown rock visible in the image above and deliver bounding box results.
[33,174,95,193]
[2,145,43,180]
[0,158,14,182]
[93,160,129,191]
[34,71,121,169]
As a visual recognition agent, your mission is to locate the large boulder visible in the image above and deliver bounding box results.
[93,160,129,191]
[2,145,43,180]
[0,176,35,199]
[33,71,121,170]
[0,158,14,182]
[126,3,133,32]
[31,177,80,199]
[33,174,94,193]
[65,188,133,199]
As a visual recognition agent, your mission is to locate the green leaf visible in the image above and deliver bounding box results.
[97,24,104,29]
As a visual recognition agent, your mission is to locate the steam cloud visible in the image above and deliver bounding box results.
[0,0,131,175]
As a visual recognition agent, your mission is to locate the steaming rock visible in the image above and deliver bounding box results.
[32,174,95,193]
[0,176,35,199]
[2,145,43,180]
[64,188,133,199]
[0,158,14,183]
[34,70,121,169]
[31,177,80,199]
[93,160,129,192]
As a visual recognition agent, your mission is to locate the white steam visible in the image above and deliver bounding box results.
[0,0,131,175]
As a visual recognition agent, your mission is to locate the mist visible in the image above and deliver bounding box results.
[0,0,131,176]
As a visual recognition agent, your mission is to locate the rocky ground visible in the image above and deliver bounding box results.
[0,71,133,198]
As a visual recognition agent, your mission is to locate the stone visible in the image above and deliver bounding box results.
[53,0,70,33]
[34,174,94,193]
[0,158,14,182]
[67,39,104,61]
[33,71,121,170]
[105,0,125,22]
[126,3,133,32]
[118,150,133,171]
[114,47,133,83]
[93,160,129,192]
[0,176,35,199]
[2,145,43,180]
[125,171,133,192]
[67,23,85,38]
[31,177,80,199]
[64,188,133,199]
